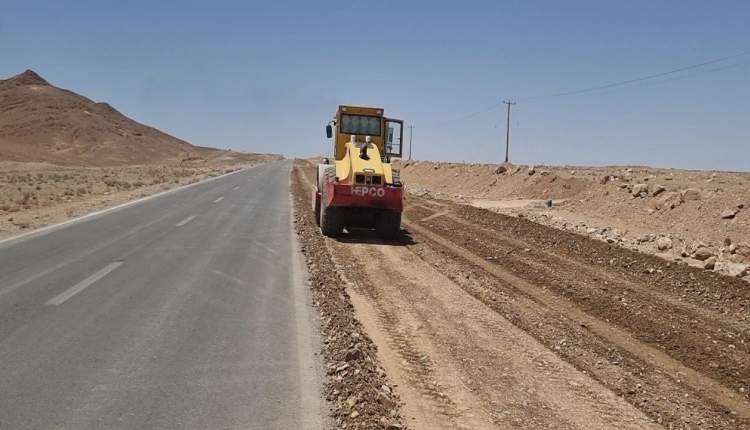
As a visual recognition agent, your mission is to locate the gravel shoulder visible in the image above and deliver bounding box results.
[291,162,405,429]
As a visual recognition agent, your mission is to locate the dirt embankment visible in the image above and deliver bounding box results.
[293,159,750,429]
[396,160,750,281]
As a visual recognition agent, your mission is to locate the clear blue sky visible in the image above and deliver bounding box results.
[2,0,748,170]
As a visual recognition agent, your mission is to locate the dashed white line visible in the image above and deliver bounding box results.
[176,215,195,227]
[0,261,70,299]
[232,186,240,191]
[46,262,123,306]
[0,167,250,248]
[213,196,224,203]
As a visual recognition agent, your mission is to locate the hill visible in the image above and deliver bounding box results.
[0,70,226,166]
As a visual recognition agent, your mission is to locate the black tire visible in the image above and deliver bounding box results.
[314,192,321,226]
[320,183,343,237]
[375,211,401,239]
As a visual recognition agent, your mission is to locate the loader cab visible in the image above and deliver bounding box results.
[325,105,403,161]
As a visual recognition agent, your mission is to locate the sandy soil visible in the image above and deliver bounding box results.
[294,159,750,429]
[0,159,262,240]
[0,69,283,240]
[396,161,750,281]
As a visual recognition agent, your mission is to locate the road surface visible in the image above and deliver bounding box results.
[0,160,324,429]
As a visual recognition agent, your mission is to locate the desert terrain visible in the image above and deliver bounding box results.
[3,68,749,429]
[293,159,750,429]
[397,160,750,282]
[0,70,280,239]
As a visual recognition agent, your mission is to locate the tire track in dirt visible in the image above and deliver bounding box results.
[295,161,655,428]
[435,206,750,335]
[404,199,750,428]
[326,240,477,430]
[330,237,659,429]
[293,159,749,428]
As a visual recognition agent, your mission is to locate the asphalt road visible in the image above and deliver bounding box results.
[0,160,325,429]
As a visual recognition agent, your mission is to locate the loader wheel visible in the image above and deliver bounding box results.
[375,211,401,240]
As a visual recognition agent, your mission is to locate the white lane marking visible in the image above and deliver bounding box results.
[46,262,123,306]
[0,167,253,248]
[175,215,195,227]
[213,196,224,203]
[0,261,70,299]
[232,186,240,191]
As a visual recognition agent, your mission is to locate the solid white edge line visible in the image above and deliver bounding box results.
[0,166,251,248]
[45,261,123,306]
[213,196,224,203]
[175,215,196,227]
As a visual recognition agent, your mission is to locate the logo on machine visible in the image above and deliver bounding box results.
[352,186,385,197]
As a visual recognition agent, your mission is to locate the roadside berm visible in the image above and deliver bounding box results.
[397,160,750,282]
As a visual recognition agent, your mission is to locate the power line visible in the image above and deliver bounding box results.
[436,48,750,124]
[606,59,750,91]
[519,49,750,102]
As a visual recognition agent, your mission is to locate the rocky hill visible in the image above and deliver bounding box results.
[0,70,220,166]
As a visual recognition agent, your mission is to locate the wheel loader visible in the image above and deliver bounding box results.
[313,105,404,238]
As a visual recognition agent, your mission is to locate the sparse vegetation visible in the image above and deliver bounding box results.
[0,161,263,238]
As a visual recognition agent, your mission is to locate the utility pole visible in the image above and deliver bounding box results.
[407,125,415,160]
[503,100,516,163]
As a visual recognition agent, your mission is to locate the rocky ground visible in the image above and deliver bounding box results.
[294,159,750,429]
[396,161,750,282]
[0,159,266,240]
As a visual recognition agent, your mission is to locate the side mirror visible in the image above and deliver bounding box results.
[325,124,333,139]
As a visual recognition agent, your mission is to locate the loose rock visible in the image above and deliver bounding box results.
[656,237,673,251]
[693,247,714,261]
[703,257,717,270]
[680,188,701,201]
[632,183,649,197]
[720,209,738,219]
[650,184,666,197]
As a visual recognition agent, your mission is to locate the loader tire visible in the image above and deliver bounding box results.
[375,211,401,240]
